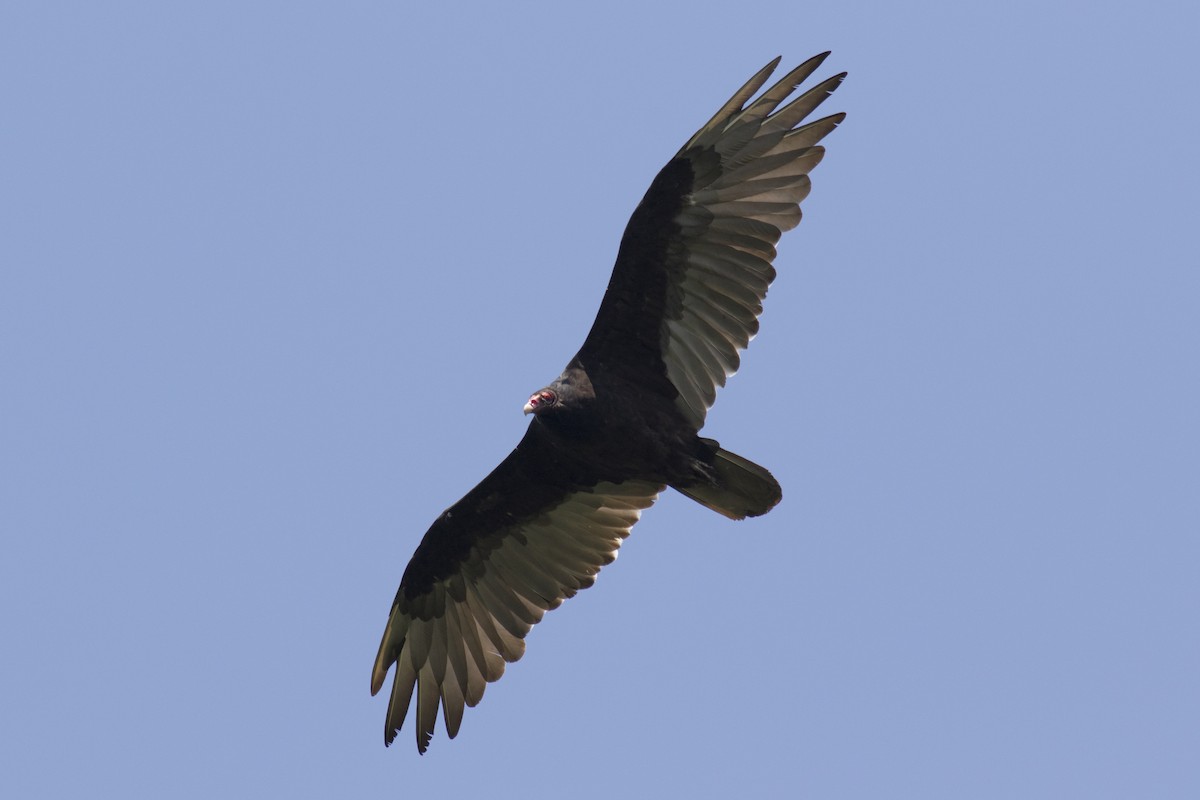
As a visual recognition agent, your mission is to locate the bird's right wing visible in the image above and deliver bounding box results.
[372,422,662,753]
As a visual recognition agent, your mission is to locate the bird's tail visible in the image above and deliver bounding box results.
[675,439,782,520]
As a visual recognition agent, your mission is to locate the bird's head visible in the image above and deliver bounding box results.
[523,388,558,415]
[523,367,594,416]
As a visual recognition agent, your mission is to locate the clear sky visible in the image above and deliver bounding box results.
[3,1,1197,797]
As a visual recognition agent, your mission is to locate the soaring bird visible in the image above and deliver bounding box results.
[372,53,845,753]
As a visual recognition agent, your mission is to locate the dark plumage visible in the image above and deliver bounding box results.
[372,54,846,752]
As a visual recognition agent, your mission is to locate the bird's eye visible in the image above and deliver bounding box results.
[539,391,556,405]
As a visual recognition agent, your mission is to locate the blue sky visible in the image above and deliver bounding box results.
[3,1,1198,797]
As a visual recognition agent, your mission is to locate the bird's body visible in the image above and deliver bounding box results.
[373,54,846,752]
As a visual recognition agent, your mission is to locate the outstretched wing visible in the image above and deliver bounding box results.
[371,422,662,753]
[576,53,845,427]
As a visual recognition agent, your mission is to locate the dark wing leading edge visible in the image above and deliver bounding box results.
[575,53,845,428]
[371,423,662,753]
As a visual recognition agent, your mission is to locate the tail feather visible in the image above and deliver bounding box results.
[675,442,782,520]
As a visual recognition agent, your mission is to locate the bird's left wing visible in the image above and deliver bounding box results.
[371,425,662,753]
[576,54,845,427]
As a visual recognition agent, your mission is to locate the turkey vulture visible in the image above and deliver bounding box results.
[372,53,845,753]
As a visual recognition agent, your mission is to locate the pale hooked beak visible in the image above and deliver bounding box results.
[523,400,535,415]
